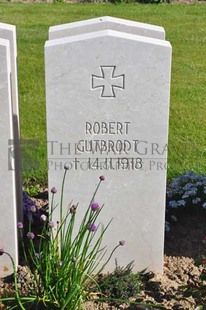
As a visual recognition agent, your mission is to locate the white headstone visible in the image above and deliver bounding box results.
[49,16,165,40]
[0,23,22,222]
[0,38,18,277]
[45,29,171,273]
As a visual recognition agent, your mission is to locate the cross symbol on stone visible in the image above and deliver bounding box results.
[91,66,125,98]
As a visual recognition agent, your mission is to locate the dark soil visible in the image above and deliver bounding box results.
[83,209,206,309]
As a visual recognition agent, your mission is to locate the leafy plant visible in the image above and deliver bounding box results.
[0,168,126,309]
[165,170,206,232]
[180,255,206,308]
[98,259,142,300]
[23,178,41,197]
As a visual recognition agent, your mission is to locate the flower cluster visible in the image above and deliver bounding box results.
[27,232,35,240]
[166,170,206,232]
[91,202,100,212]
[88,223,97,232]
[1,172,126,309]
[23,191,40,221]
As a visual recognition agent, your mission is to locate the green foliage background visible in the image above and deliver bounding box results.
[0,3,205,184]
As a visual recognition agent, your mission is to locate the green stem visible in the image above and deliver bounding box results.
[98,244,120,275]
[29,219,32,232]
[20,229,27,263]
[3,251,25,309]
[50,192,55,220]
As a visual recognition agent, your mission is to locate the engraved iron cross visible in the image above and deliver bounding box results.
[91,66,125,98]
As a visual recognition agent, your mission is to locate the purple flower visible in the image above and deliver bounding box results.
[48,221,55,228]
[119,240,126,246]
[51,187,57,194]
[30,206,36,213]
[91,202,100,212]
[35,253,39,259]
[88,223,97,232]
[23,192,40,222]
[99,175,105,181]
[59,261,63,266]
[0,249,4,256]
[64,163,70,170]
[70,205,77,214]
[17,222,23,229]
[27,232,35,240]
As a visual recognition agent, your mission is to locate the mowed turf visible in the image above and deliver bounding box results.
[0,3,205,184]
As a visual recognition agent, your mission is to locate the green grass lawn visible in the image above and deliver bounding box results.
[0,2,205,184]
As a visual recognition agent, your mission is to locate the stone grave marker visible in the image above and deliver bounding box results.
[49,16,165,40]
[0,23,22,222]
[0,38,18,277]
[45,26,172,273]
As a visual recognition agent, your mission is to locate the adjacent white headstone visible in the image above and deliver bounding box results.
[0,23,22,222]
[0,38,18,277]
[49,16,165,40]
[45,29,171,273]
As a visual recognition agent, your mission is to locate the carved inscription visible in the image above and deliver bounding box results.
[91,66,125,98]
